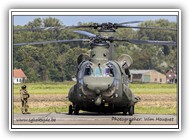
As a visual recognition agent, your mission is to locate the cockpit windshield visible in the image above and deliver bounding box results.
[84,66,114,77]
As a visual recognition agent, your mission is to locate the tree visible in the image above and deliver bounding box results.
[43,17,62,27]
[134,19,177,72]
[13,17,177,82]
[27,18,42,27]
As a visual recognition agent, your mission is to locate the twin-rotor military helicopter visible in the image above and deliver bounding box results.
[14,20,177,115]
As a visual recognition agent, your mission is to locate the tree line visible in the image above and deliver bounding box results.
[13,17,177,82]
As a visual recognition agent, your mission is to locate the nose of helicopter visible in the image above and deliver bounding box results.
[83,76,114,93]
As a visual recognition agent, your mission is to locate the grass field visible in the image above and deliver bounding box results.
[13,81,74,95]
[13,82,178,115]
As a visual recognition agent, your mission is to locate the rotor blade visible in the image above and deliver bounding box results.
[14,27,66,31]
[65,25,94,28]
[14,25,95,31]
[73,30,96,37]
[117,25,177,31]
[118,21,143,25]
[14,22,177,31]
[126,39,177,46]
[112,38,176,46]
[14,39,90,46]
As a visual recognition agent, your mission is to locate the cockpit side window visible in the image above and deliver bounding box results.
[104,67,114,77]
[84,67,93,76]
[104,67,110,76]
[110,69,114,76]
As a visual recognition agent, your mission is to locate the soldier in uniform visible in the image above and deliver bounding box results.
[20,85,30,114]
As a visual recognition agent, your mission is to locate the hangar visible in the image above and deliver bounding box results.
[130,69,166,83]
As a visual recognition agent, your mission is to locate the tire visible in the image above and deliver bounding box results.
[68,105,73,115]
[129,105,134,116]
[123,106,128,115]
[74,105,80,115]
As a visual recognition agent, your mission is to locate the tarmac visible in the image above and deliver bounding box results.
[13,112,177,125]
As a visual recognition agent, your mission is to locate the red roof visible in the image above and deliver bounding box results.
[13,69,27,78]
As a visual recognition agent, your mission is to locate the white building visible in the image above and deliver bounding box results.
[13,68,27,84]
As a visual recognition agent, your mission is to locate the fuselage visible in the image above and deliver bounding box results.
[68,44,137,113]
[78,60,122,103]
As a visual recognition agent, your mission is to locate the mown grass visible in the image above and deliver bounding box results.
[13,82,177,95]
[135,106,177,115]
[14,105,68,114]
[13,81,75,95]
[130,83,177,94]
[13,82,178,114]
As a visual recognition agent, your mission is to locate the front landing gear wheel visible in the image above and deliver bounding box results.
[74,105,80,115]
[68,105,73,115]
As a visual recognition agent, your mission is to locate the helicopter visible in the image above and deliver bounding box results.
[13,21,177,115]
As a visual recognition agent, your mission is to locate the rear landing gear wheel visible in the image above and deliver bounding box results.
[129,105,134,116]
[123,105,134,115]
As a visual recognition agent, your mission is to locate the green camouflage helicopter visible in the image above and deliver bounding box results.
[14,21,176,115]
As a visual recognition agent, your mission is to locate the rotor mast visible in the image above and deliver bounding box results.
[96,23,117,61]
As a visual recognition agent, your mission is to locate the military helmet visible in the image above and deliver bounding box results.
[21,85,27,89]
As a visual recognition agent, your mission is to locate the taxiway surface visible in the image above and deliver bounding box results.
[13,112,177,125]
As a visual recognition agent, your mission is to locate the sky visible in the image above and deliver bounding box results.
[13,15,177,26]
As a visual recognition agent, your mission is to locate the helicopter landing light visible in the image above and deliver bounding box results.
[104,103,109,107]
[115,93,118,98]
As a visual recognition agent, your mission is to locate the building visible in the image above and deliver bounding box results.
[13,68,27,84]
[130,69,166,83]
